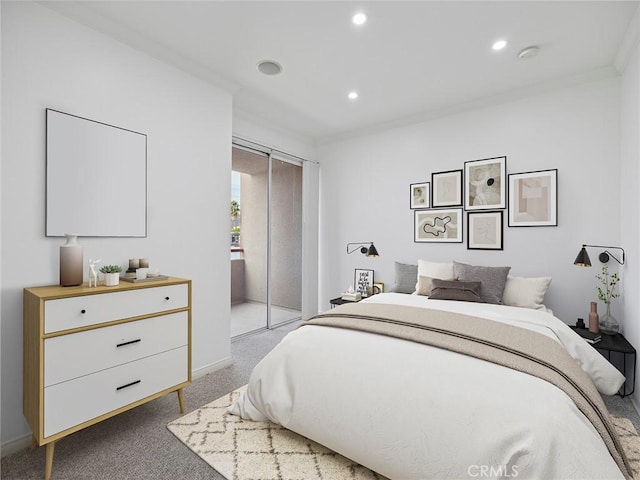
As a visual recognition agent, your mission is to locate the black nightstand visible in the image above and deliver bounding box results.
[329,297,361,309]
[572,327,636,397]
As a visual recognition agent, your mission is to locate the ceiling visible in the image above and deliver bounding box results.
[44,1,638,144]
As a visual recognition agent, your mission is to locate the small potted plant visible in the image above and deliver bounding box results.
[100,264,123,286]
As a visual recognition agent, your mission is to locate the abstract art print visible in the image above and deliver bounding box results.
[467,211,503,250]
[414,208,463,243]
[410,182,430,209]
[508,169,558,227]
[464,157,506,210]
[431,169,463,207]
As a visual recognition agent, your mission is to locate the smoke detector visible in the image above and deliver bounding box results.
[518,46,540,60]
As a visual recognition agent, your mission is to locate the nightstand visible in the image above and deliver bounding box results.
[572,327,636,397]
[329,297,361,308]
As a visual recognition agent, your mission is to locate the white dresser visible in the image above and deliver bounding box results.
[23,277,191,480]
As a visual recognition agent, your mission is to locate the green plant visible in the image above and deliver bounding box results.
[596,265,620,305]
[100,264,122,274]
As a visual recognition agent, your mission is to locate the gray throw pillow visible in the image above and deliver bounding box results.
[453,261,511,304]
[390,262,418,294]
[429,279,483,303]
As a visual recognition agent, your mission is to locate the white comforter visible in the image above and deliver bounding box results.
[229,293,627,479]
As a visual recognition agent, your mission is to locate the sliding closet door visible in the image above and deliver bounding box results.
[269,157,303,327]
[230,147,268,337]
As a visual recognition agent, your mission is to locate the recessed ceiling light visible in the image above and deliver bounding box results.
[492,40,508,51]
[352,12,367,25]
[348,91,359,100]
[256,60,282,76]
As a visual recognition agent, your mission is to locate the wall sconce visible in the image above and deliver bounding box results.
[574,244,625,267]
[347,242,379,257]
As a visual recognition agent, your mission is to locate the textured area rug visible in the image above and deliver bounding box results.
[168,386,640,480]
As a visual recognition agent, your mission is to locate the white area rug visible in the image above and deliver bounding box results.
[168,386,640,480]
[167,385,387,480]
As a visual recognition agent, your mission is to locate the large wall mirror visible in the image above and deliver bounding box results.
[46,109,147,237]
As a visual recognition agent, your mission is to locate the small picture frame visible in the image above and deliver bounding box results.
[354,269,374,297]
[410,182,430,209]
[464,156,507,210]
[414,208,463,243]
[467,211,503,250]
[508,169,558,227]
[373,282,385,295]
[431,170,463,207]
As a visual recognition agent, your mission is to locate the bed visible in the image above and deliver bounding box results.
[229,264,631,479]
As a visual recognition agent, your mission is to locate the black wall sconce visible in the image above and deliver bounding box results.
[574,244,625,267]
[347,242,379,257]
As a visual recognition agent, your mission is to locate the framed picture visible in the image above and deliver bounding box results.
[467,211,503,250]
[464,156,507,210]
[431,169,463,207]
[410,182,430,209]
[354,269,374,297]
[373,282,385,294]
[508,169,558,227]
[414,208,463,243]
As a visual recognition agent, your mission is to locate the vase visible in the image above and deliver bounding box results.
[599,304,620,335]
[59,234,83,286]
[103,273,120,287]
[588,302,599,334]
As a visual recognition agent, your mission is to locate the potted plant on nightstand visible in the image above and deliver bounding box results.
[100,264,123,286]
[596,265,620,335]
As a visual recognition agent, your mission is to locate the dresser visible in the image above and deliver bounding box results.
[23,277,191,480]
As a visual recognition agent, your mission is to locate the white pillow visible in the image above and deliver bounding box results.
[502,276,552,311]
[416,260,455,292]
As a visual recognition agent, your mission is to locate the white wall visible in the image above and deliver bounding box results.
[318,77,622,325]
[1,2,232,448]
[620,39,640,407]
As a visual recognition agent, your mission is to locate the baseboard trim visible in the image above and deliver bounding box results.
[1,357,233,458]
[1,433,33,458]
[192,356,233,379]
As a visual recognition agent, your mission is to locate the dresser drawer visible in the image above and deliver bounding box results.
[44,311,188,387]
[44,346,188,437]
[44,283,188,333]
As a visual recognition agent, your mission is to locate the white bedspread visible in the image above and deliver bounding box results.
[229,293,627,479]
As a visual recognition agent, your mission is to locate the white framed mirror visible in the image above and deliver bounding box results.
[46,109,147,237]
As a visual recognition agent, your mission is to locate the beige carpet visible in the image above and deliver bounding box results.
[168,386,640,480]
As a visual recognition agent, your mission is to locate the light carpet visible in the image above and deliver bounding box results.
[168,386,640,480]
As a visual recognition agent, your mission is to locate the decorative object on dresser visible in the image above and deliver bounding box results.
[87,258,101,288]
[431,169,463,207]
[464,156,506,210]
[346,242,380,257]
[409,182,430,209]
[23,277,192,480]
[414,208,463,243]
[508,169,558,227]
[467,211,503,250]
[99,264,123,286]
[59,234,83,286]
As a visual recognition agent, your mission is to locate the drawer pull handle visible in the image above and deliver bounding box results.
[116,339,141,348]
[81,309,86,314]
[165,296,170,301]
[116,380,141,391]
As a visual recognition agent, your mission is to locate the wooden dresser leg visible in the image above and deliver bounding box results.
[45,441,55,480]
[31,435,38,449]
[177,388,185,414]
